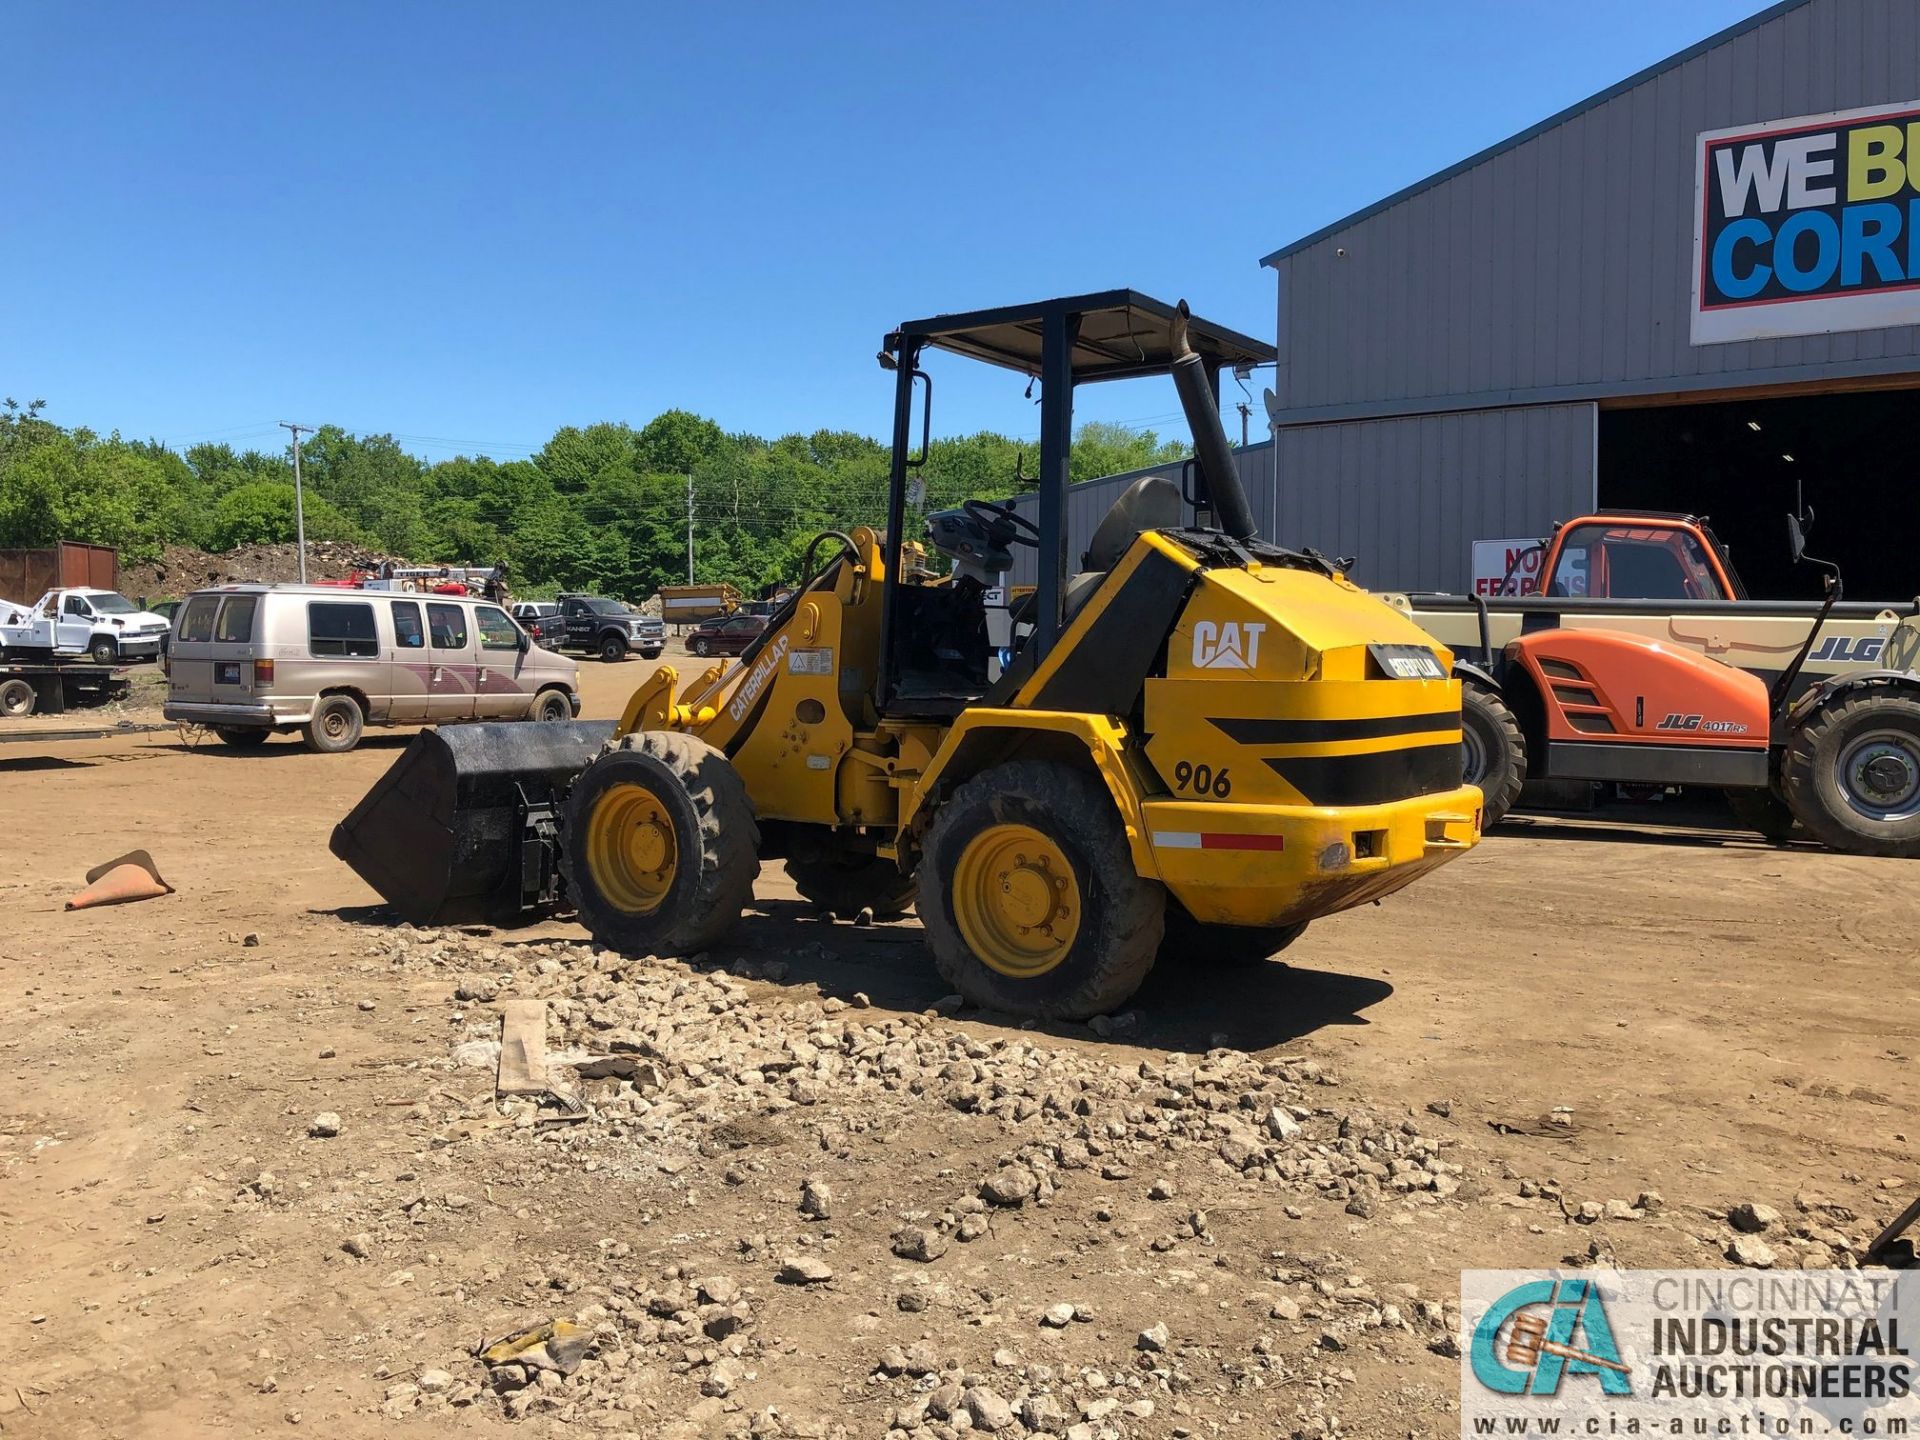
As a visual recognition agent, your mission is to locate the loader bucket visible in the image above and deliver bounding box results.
[330,721,614,927]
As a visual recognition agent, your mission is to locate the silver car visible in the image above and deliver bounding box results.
[164,584,581,752]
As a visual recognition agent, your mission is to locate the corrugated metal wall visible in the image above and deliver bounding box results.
[1274,405,1597,592]
[1270,0,1920,422]
[1001,443,1274,588]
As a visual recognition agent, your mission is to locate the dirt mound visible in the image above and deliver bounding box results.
[123,540,409,601]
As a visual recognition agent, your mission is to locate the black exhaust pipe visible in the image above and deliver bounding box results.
[1170,300,1258,542]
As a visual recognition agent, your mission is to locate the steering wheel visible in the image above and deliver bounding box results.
[963,497,1041,548]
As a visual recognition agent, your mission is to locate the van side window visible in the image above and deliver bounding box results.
[214,595,258,643]
[178,596,218,642]
[391,600,425,649]
[309,601,379,658]
[475,605,520,650]
[426,602,468,650]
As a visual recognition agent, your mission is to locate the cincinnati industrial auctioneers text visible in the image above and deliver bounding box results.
[1462,1271,1919,1438]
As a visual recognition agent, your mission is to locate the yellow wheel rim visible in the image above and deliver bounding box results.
[952,823,1081,978]
[585,782,678,915]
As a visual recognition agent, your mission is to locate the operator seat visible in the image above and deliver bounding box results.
[1061,474,1184,621]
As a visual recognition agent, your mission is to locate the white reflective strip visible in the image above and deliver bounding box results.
[1151,831,1202,849]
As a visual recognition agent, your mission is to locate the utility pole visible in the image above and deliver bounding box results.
[279,421,313,583]
[1236,401,1251,449]
[685,472,695,584]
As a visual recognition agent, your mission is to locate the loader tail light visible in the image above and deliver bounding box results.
[254,658,275,686]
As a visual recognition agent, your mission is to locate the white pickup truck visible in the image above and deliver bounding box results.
[0,587,173,664]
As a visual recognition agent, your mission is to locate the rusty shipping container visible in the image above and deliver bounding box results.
[0,541,119,600]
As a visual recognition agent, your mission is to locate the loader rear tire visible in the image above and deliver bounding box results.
[1782,690,1920,857]
[565,730,761,957]
[918,760,1164,1021]
[786,852,917,919]
[1461,681,1525,825]
[1158,901,1308,966]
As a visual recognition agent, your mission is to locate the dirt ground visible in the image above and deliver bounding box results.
[3,655,1917,1439]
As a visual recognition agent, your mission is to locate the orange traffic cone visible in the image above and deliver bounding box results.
[66,850,174,910]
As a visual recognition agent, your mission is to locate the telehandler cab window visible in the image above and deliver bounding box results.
[1554,524,1728,601]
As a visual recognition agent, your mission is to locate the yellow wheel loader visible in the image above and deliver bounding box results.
[333,291,1483,1019]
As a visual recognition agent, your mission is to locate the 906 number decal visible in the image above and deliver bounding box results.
[1171,760,1232,798]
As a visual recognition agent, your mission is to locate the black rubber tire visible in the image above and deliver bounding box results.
[786,851,918,919]
[642,649,664,661]
[564,730,760,956]
[1158,901,1308,966]
[1461,681,1526,825]
[531,689,572,723]
[88,636,117,665]
[214,726,271,748]
[598,633,628,663]
[917,760,1165,1020]
[0,677,35,717]
[1782,690,1920,857]
[303,694,365,754]
[1726,787,1799,845]
[691,636,711,658]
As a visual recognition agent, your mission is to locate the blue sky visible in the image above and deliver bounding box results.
[4,1,1764,463]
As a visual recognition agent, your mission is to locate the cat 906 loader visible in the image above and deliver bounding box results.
[333,291,1483,1018]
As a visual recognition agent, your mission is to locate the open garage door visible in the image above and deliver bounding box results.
[1599,388,1920,603]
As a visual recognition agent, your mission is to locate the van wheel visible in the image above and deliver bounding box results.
[1158,900,1308,966]
[214,726,271,748]
[89,637,118,665]
[0,677,35,717]
[1783,690,1920,856]
[599,634,628,663]
[304,694,365,754]
[1461,682,1525,825]
[532,689,572,723]
[918,760,1164,1020]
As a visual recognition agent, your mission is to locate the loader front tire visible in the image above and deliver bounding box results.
[918,760,1164,1020]
[786,851,917,919]
[564,731,760,956]
[1782,690,1920,857]
[1460,681,1525,825]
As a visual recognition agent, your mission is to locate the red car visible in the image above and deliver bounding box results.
[686,613,767,657]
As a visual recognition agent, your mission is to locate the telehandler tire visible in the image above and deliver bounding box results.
[1725,787,1799,845]
[564,731,760,956]
[1782,690,1920,857]
[786,852,917,919]
[917,760,1164,1021]
[1159,901,1308,966]
[1460,682,1525,825]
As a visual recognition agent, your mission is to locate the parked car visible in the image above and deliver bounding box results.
[0,586,172,664]
[163,584,580,753]
[510,600,565,646]
[686,612,769,658]
[554,593,665,662]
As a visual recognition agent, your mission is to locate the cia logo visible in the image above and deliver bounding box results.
[1192,620,1265,670]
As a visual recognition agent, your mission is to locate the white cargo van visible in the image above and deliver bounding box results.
[164,584,581,752]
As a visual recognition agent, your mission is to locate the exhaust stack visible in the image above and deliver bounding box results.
[1170,299,1259,542]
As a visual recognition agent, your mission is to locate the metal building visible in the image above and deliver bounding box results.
[1264,0,1920,600]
